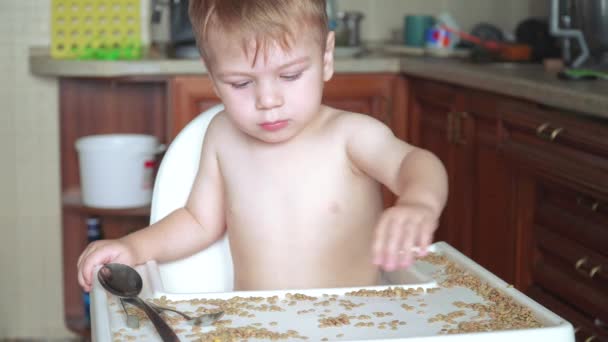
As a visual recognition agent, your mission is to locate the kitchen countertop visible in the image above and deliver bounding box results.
[30,48,608,120]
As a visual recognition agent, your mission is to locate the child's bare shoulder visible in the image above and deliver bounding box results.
[205,110,234,141]
[329,109,393,137]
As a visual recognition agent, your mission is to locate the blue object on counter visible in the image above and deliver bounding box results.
[327,0,338,30]
[426,26,453,49]
[404,15,434,47]
[83,217,103,326]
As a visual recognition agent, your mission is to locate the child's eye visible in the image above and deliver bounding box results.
[231,81,251,89]
[281,72,302,81]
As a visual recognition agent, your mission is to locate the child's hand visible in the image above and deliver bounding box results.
[77,239,136,292]
[372,203,439,271]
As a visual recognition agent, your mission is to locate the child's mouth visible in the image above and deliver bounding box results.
[259,120,289,131]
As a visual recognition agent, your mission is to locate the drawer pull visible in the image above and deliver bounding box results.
[589,265,602,279]
[575,257,589,270]
[595,318,608,330]
[536,122,563,141]
[577,196,600,212]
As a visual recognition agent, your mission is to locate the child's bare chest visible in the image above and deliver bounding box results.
[217,140,382,235]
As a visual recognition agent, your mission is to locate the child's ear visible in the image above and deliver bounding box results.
[322,31,335,82]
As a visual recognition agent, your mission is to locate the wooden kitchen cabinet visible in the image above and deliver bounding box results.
[59,77,168,335]
[408,79,516,283]
[500,100,608,341]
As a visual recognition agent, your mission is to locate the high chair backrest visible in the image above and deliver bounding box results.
[149,104,234,293]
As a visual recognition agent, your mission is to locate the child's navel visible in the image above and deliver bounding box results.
[329,202,341,214]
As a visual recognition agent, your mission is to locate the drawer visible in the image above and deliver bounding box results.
[533,226,608,320]
[538,180,608,225]
[411,79,460,104]
[536,181,608,256]
[527,286,608,342]
[498,100,608,191]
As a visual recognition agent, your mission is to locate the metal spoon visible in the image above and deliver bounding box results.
[145,300,224,326]
[98,263,180,342]
[120,298,140,329]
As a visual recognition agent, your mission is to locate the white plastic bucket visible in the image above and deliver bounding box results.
[75,134,164,208]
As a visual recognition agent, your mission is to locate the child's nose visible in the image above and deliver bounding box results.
[255,82,283,110]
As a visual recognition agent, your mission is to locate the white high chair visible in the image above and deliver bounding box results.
[149,104,234,294]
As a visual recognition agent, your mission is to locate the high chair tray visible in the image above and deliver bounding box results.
[91,242,574,341]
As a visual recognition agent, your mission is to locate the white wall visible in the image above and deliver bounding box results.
[336,0,549,42]
[0,0,546,339]
[0,1,72,339]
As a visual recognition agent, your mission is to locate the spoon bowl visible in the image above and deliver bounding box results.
[98,263,142,297]
[98,263,180,342]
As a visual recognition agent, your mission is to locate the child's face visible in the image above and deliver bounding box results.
[206,28,335,144]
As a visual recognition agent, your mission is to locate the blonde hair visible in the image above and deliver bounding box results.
[189,0,329,66]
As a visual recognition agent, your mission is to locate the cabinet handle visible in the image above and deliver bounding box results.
[575,257,589,271]
[536,122,564,142]
[575,257,602,279]
[595,318,608,331]
[584,336,596,342]
[447,112,455,143]
[589,265,602,279]
[577,196,600,212]
[453,112,468,145]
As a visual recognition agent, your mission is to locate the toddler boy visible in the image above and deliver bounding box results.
[77,0,448,292]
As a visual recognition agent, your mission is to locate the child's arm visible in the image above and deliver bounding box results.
[77,118,226,291]
[346,114,448,271]
[121,125,227,265]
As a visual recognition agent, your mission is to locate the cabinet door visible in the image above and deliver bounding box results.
[169,76,221,139]
[323,74,407,140]
[409,80,474,256]
[467,91,516,283]
[408,81,513,282]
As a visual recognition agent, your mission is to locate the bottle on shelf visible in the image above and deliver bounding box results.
[83,216,103,326]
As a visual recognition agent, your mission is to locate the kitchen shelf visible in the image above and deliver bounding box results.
[65,316,90,338]
[62,188,151,218]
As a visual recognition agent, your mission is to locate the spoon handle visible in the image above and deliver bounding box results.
[132,297,180,342]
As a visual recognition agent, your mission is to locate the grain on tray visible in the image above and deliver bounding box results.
[401,303,415,311]
[339,299,365,310]
[297,309,316,315]
[318,313,351,328]
[286,293,318,301]
[345,287,423,299]
[372,312,393,318]
[421,253,543,334]
[314,300,332,307]
[354,321,374,327]
[193,326,307,341]
[112,251,545,340]
[267,295,279,304]
[428,310,467,324]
